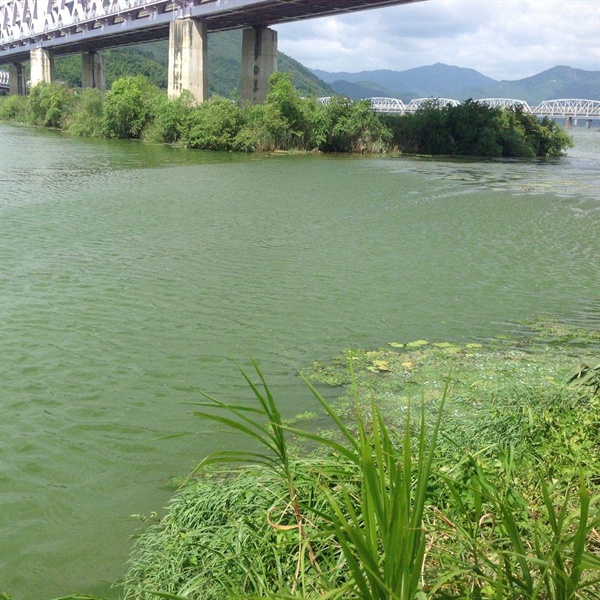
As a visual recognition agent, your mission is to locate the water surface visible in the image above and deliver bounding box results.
[0,125,598,597]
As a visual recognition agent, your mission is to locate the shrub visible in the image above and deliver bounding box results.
[0,94,29,122]
[384,100,573,157]
[65,87,105,137]
[445,99,504,156]
[3,74,575,159]
[185,97,246,151]
[386,99,454,154]
[246,72,315,150]
[507,109,575,157]
[102,75,159,139]
[27,81,74,128]
[317,96,391,153]
[143,90,194,144]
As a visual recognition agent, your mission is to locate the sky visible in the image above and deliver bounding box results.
[274,0,600,81]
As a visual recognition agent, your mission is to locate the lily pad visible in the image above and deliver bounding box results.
[433,342,454,348]
[443,346,461,354]
[372,360,390,372]
[406,340,429,348]
[388,342,405,348]
[465,343,483,348]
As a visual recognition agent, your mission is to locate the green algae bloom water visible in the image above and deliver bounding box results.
[0,124,598,598]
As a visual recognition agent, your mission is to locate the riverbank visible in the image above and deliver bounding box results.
[16,322,598,600]
[0,72,573,156]
[119,320,600,598]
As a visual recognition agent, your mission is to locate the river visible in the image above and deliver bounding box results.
[0,124,598,598]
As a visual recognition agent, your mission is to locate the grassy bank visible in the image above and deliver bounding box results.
[0,73,573,156]
[3,321,598,599]
[117,321,599,599]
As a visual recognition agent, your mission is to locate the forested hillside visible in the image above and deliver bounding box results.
[53,30,332,97]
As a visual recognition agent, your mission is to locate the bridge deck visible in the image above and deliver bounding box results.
[1,0,423,62]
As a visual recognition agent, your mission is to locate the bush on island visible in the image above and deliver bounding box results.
[0,74,574,157]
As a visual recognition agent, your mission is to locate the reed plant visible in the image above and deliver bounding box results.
[123,360,447,599]
[282,376,447,599]
[121,355,599,599]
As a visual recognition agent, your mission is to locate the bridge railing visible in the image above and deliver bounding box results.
[1,0,177,45]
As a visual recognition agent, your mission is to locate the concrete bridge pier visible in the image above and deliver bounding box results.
[30,47,54,86]
[8,62,26,94]
[586,119,592,129]
[82,51,106,91]
[241,26,277,103]
[168,18,208,103]
[565,116,573,129]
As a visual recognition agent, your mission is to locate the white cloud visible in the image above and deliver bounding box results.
[275,0,600,80]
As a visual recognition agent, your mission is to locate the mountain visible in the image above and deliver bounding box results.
[54,30,333,97]
[313,64,600,106]
[313,63,497,100]
[327,79,399,100]
[465,66,600,106]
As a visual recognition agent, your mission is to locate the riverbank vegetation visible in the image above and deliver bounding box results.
[115,321,599,600]
[0,73,573,156]
[0,318,595,600]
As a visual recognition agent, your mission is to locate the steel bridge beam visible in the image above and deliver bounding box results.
[0,0,426,63]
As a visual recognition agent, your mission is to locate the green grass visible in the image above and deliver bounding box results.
[19,320,597,600]
[122,325,599,599]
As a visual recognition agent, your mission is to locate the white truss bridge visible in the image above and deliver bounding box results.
[360,97,600,118]
[478,98,532,111]
[369,97,405,113]
[534,99,600,118]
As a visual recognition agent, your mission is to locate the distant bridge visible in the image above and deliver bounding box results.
[364,96,600,120]
[478,98,532,112]
[534,99,600,118]
[369,97,405,113]
[367,97,462,113]
[405,97,460,112]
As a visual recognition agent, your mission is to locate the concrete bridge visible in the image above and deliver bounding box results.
[0,0,425,101]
